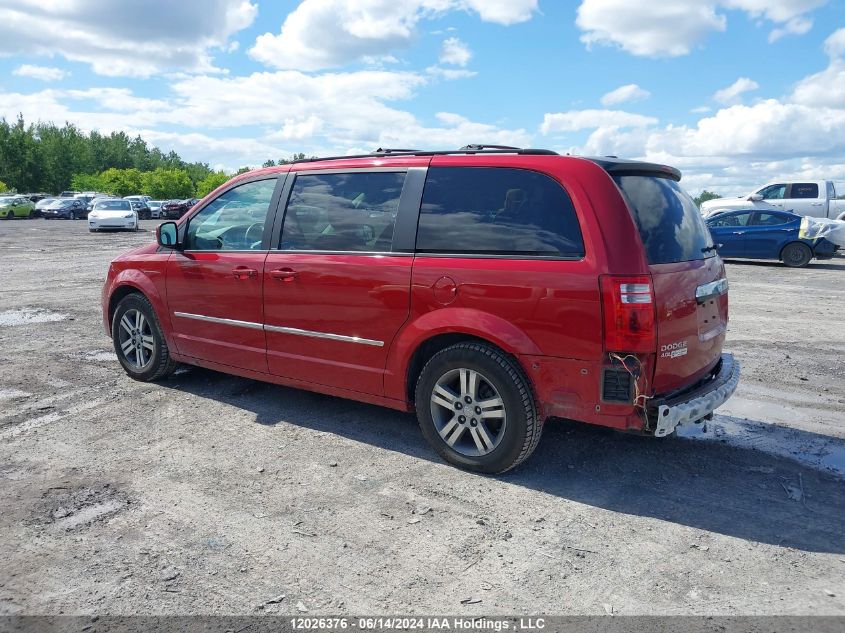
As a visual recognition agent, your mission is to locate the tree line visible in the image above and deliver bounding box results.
[0,115,308,199]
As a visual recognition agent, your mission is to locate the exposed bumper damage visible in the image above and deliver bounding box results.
[648,354,740,437]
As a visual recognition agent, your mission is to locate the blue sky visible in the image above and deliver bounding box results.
[2,0,844,194]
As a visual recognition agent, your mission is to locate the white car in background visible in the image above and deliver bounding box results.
[88,199,138,232]
[147,200,165,219]
[701,180,845,220]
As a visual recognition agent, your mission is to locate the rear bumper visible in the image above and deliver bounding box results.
[647,354,739,437]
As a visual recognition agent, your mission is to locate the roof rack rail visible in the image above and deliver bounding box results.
[374,147,422,154]
[459,144,520,151]
[292,147,560,163]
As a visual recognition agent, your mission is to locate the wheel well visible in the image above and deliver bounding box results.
[108,286,144,328]
[405,333,505,403]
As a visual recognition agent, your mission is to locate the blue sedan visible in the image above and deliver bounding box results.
[705,209,838,268]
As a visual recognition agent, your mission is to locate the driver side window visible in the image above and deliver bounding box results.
[759,184,786,200]
[185,178,277,251]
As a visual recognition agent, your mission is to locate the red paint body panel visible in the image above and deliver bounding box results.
[263,253,413,396]
[165,251,268,373]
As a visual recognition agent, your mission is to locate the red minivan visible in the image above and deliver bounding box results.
[102,147,739,473]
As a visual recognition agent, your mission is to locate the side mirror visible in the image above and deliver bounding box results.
[748,194,763,202]
[156,221,180,249]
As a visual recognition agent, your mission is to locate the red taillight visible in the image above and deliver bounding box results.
[600,275,656,353]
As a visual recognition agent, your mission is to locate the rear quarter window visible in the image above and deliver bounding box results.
[416,167,584,257]
[613,175,715,265]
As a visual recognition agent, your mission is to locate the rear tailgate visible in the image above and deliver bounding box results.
[650,258,727,392]
[612,174,728,394]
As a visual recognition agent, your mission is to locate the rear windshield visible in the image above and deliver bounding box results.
[613,175,715,264]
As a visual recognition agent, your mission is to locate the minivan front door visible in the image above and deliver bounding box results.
[263,168,422,396]
[166,177,281,373]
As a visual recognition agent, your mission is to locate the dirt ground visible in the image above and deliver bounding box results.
[1,219,843,616]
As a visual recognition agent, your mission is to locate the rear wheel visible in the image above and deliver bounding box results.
[781,242,812,268]
[415,342,541,474]
[112,293,177,381]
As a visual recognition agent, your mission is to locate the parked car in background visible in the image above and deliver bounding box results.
[86,196,115,213]
[160,199,192,219]
[88,199,138,232]
[124,195,152,205]
[148,200,165,219]
[41,197,87,219]
[701,180,845,220]
[705,209,837,267]
[24,192,51,203]
[102,147,739,473]
[59,190,80,198]
[128,200,152,220]
[0,195,36,219]
[34,197,57,217]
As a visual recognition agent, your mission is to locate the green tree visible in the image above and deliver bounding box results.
[98,167,144,196]
[142,168,194,199]
[694,190,721,207]
[196,171,230,197]
[70,173,104,192]
[0,180,8,193]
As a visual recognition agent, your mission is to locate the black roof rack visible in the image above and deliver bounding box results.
[292,145,559,163]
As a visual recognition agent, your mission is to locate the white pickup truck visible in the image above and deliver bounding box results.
[700,180,845,220]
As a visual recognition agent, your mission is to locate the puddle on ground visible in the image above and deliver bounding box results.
[677,414,845,478]
[0,307,70,327]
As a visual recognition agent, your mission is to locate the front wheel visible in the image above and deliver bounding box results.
[415,342,541,474]
[4,210,12,220]
[69,211,77,220]
[112,293,177,381]
[781,242,812,268]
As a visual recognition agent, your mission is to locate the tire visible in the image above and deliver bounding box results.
[415,342,541,474]
[111,293,177,382]
[69,211,77,220]
[781,242,812,268]
[4,210,12,220]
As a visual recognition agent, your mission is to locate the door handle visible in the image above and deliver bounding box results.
[270,268,298,281]
[732,231,746,235]
[232,266,258,279]
[810,203,823,206]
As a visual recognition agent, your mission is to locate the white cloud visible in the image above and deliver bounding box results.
[600,83,650,106]
[12,64,67,81]
[540,109,658,134]
[575,0,826,57]
[791,28,845,108]
[249,0,536,71]
[769,17,813,43]
[713,77,759,105]
[439,37,471,66]
[426,66,477,80]
[0,0,257,77]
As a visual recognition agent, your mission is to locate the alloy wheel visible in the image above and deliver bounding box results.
[117,308,155,370]
[429,367,507,457]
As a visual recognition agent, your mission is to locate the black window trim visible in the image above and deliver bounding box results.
[180,173,287,253]
[271,166,422,256]
[413,165,586,261]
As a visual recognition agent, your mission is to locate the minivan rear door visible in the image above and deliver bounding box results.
[613,175,728,394]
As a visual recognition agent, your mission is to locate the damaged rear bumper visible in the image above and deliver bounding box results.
[648,354,740,437]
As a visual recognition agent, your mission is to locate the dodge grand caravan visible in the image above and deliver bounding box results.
[102,146,739,473]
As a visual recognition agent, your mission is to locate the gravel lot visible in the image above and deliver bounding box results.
[1,219,844,616]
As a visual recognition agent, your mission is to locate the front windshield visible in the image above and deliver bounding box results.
[0,197,14,204]
[94,200,132,211]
